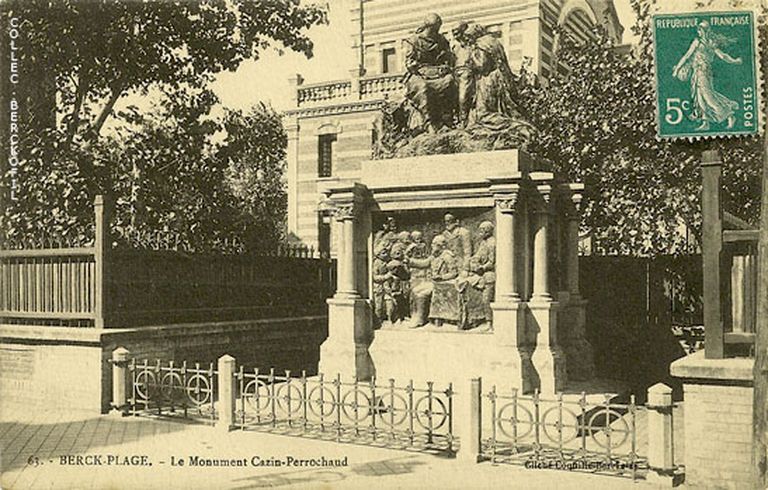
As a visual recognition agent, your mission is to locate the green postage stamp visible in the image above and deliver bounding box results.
[652,11,761,140]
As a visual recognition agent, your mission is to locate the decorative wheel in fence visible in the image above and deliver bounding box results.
[372,392,407,427]
[243,379,271,413]
[134,370,156,401]
[160,372,184,404]
[414,395,448,431]
[341,387,373,422]
[185,374,212,406]
[496,401,534,440]
[308,385,336,418]
[276,384,304,416]
[587,409,631,450]
[541,406,580,444]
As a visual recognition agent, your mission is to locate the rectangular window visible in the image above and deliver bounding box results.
[318,134,336,178]
[382,47,396,74]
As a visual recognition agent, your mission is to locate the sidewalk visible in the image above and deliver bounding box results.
[1,407,665,490]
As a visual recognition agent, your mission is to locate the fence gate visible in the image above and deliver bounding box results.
[235,369,455,453]
[481,387,648,480]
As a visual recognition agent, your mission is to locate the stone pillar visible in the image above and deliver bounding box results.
[336,204,359,299]
[494,192,520,302]
[646,383,677,486]
[528,174,565,393]
[560,187,594,381]
[489,184,528,391]
[566,190,583,299]
[531,193,552,302]
[216,354,236,432]
[457,378,482,463]
[111,347,130,415]
[320,184,374,381]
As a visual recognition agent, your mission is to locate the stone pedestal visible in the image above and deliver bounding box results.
[527,301,566,393]
[671,352,753,489]
[318,150,588,394]
[560,297,595,381]
[319,297,374,381]
[491,301,529,391]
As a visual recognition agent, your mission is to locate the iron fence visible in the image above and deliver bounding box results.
[482,388,647,480]
[235,368,455,453]
[128,359,218,423]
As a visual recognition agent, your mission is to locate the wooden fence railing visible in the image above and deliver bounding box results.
[701,151,760,358]
[1,196,334,328]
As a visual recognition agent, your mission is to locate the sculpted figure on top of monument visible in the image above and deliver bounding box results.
[402,13,457,133]
[376,16,535,158]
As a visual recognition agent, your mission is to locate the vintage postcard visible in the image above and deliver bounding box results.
[1,0,766,489]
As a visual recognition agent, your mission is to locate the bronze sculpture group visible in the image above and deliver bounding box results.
[398,13,534,137]
[372,213,496,331]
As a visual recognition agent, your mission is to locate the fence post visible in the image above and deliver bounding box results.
[111,347,130,415]
[94,195,112,329]
[647,383,677,486]
[458,377,482,463]
[217,354,236,432]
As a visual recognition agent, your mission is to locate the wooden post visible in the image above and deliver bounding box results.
[701,151,724,359]
[93,195,111,329]
[752,124,768,488]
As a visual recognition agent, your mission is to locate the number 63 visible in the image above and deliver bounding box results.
[665,98,690,125]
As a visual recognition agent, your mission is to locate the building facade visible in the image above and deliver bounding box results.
[284,0,623,252]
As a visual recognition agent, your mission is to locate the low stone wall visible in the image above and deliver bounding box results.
[0,316,327,415]
[671,351,754,489]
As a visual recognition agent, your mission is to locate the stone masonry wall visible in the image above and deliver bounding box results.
[682,382,753,489]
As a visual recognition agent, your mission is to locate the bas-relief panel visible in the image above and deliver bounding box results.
[370,208,496,332]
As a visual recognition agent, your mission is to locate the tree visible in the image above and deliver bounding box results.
[0,0,326,245]
[5,0,325,146]
[517,0,765,256]
[220,104,288,249]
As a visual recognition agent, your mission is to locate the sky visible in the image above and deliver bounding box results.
[209,0,640,113]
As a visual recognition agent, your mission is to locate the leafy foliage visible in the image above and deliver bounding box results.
[0,0,326,248]
[517,0,765,256]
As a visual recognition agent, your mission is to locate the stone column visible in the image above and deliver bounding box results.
[528,174,565,393]
[320,184,374,381]
[489,184,528,392]
[566,192,583,299]
[495,192,520,302]
[560,187,594,381]
[335,204,359,299]
[531,190,552,302]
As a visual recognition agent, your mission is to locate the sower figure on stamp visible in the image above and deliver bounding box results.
[672,20,742,131]
[403,13,456,133]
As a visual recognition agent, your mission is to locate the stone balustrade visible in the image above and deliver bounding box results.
[297,80,353,106]
[359,73,405,99]
[295,72,406,107]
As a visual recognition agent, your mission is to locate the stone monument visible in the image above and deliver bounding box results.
[317,14,594,393]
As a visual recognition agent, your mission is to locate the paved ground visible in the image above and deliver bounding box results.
[1,406,671,490]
